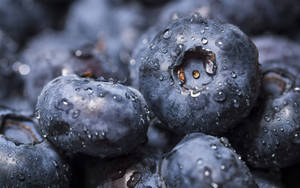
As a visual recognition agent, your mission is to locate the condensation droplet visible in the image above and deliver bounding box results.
[201,38,208,45]
[163,29,172,39]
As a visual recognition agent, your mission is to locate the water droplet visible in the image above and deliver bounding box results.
[36,111,41,120]
[233,99,239,108]
[205,58,217,75]
[213,91,226,102]
[86,88,93,94]
[163,29,172,39]
[204,167,211,176]
[292,133,300,144]
[159,75,164,81]
[18,174,25,181]
[231,72,237,78]
[201,38,208,45]
[55,98,73,112]
[264,115,271,122]
[216,41,223,47]
[271,153,275,158]
[294,87,300,92]
[211,182,219,188]
[176,35,186,43]
[150,43,156,50]
[72,110,80,119]
[161,47,168,54]
[127,171,142,188]
[52,160,58,168]
[200,29,205,34]
[220,165,225,170]
[197,159,203,165]
[211,144,217,150]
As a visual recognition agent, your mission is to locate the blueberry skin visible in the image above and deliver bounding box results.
[130,25,160,88]
[0,30,23,99]
[0,137,70,187]
[84,149,163,188]
[252,169,284,188]
[66,0,157,79]
[22,31,129,105]
[146,117,181,154]
[253,35,300,64]
[0,107,70,187]
[229,59,300,168]
[0,0,56,44]
[138,15,260,136]
[36,74,150,157]
[158,0,300,35]
[161,133,257,188]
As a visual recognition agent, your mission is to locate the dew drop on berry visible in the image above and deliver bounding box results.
[213,91,226,102]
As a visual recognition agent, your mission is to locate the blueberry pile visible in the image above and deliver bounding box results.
[0,0,300,187]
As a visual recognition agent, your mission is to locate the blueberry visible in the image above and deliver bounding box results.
[36,74,150,157]
[84,149,163,187]
[0,0,60,44]
[146,117,181,153]
[130,25,160,88]
[158,0,300,35]
[228,58,300,168]
[160,133,257,188]
[66,0,148,50]
[138,15,260,136]
[22,31,129,105]
[253,35,300,64]
[0,107,70,187]
[252,169,284,188]
[66,0,157,77]
[0,30,23,99]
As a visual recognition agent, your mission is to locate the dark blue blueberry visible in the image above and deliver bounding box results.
[253,35,300,64]
[130,25,160,88]
[36,74,150,157]
[146,117,181,154]
[160,133,257,188]
[158,0,300,35]
[22,31,129,105]
[0,0,67,44]
[0,107,70,187]
[0,30,22,99]
[228,57,300,168]
[252,169,284,188]
[138,15,260,136]
[83,149,163,188]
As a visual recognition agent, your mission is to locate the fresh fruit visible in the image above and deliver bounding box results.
[138,15,260,136]
[22,31,129,105]
[229,57,300,168]
[252,169,284,188]
[161,133,257,188]
[83,149,163,187]
[36,74,150,157]
[0,107,70,187]
[159,0,300,35]
[253,35,300,63]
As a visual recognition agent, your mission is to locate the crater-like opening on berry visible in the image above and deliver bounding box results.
[1,119,43,145]
[263,71,292,97]
[173,46,217,93]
